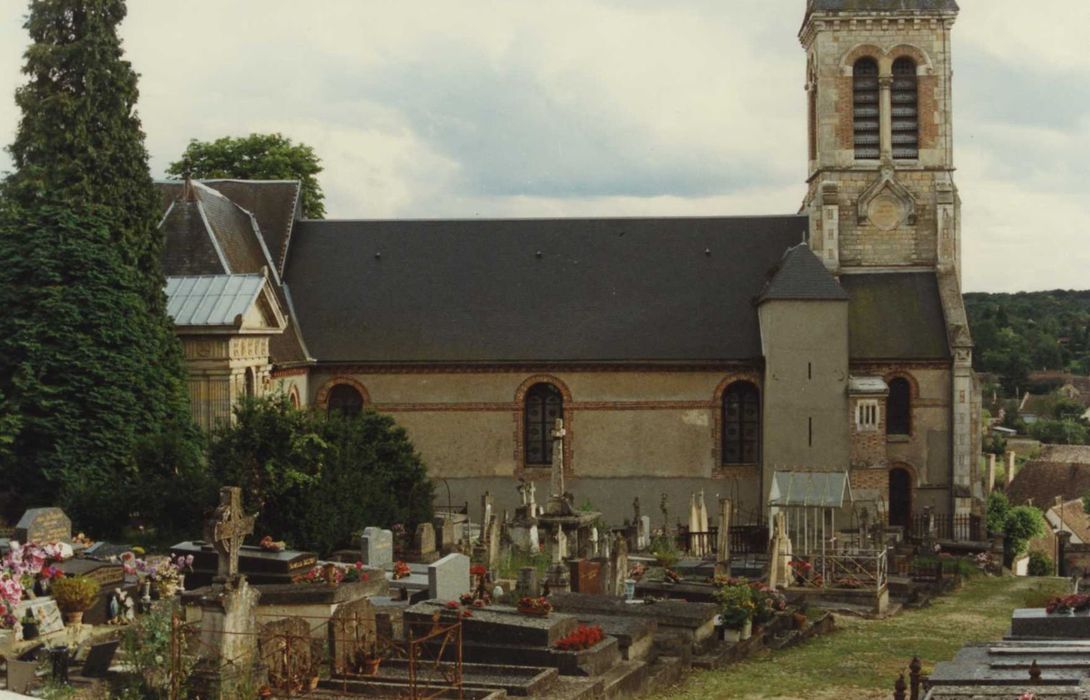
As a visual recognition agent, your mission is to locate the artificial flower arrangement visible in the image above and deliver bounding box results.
[628,563,647,581]
[1045,594,1090,615]
[442,600,473,618]
[259,536,286,552]
[121,553,193,597]
[749,581,788,626]
[0,541,69,628]
[554,624,604,651]
[470,564,487,579]
[343,561,370,583]
[517,596,553,616]
[393,561,412,580]
[663,569,681,584]
[460,592,490,608]
[294,564,344,585]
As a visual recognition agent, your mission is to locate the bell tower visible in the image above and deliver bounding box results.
[800,0,960,280]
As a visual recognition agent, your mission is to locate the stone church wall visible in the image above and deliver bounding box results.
[306,368,767,524]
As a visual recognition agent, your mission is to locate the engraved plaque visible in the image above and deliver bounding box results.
[868,193,904,231]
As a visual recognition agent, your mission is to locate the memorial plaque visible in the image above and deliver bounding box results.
[568,559,602,595]
[15,507,71,544]
[867,193,905,231]
[16,597,63,636]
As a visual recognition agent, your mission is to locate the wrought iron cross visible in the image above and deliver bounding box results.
[205,486,256,580]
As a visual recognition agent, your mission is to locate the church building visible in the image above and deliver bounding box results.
[158,0,981,527]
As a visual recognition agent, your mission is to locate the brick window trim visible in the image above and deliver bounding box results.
[713,371,763,469]
[315,376,372,410]
[514,375,574,479]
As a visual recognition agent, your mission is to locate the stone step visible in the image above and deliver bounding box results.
[316,678,506,699]
[534,675,603,700]
[600,660,649,700]
[643,655,687,696]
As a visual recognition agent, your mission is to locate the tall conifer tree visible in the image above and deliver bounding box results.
[0,0,199,533]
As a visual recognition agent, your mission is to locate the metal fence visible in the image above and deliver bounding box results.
[789,548,888,592]
[908,514,983,543]
[673,524,770,557]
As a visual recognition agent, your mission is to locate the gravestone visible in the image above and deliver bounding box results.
[484,516,501,571]
[638,516,651,551]
[81,640,120,678]
[435,518,456,552]
[516,567,540,597]
[610,534,629,597]
[986,453,997,494]
[414,522,436,556]
[428,553,470,601]
[260,617,320,694]
[715,497,732,577]
[15,597,63,636]
[569,559,603,595]
[361,527,393,568]
[15,507,71,544]
[329,596,377,675]
[190,486,263,700]
[768,511,792,590]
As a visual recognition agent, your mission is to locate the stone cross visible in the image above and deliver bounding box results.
[517,481,528,506]
[550,418,566,498]
[205,486,256,581]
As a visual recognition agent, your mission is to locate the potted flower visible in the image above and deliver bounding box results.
[750,582,787,632]
[554,625,604,651]
[20,610,39,640]
[51,576,100,626]
[393,561,411,580]
[715,580,755,642]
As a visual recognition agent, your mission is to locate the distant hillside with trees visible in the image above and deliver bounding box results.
[966,290,1090,393]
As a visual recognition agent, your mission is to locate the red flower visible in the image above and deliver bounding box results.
[470,564,487,577]
[445,600,460,609]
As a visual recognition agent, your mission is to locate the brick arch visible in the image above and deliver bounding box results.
[886,44,934,74]
[884,371,918,437]
[288,385,301,409]
[839,44,884,74]
[888,461,918,528]
[712,372,763,469]
[315,376,372,410]
[514,375,574,478]
[882,370,919,399]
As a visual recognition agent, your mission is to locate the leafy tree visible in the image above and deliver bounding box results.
[208,395,433,554]
[1027,550,1053,577]
[167,133,326,218]
[1029,419,1090,445]
[985,491,1011,536]
[1005,505,1046,557]
[0,0,197,532]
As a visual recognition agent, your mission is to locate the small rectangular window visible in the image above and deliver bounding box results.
[856,400,880,431]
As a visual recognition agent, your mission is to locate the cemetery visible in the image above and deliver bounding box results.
[0,419,1009,699]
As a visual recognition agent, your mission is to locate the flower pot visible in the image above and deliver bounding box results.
[363,657,381,676]
[722,625,743,643]
[156,580,178,599]
[64,611,84,626]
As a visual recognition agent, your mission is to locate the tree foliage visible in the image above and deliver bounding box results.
[985,491,1010,536]
[1005,505,1046,557]
[208,396,433,554]
[167,133,326,218]
[967,290,1090,393]
[1028,419,1090,446]
[0,0,198,532]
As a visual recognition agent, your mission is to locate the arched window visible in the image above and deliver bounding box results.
[524,383,563,466]
[853,58,880,160]
[887,377,912,436]
[327,384,364,418]
[891,57,919,159]
[722,382,760,464]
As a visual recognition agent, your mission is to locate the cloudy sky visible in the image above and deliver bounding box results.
[0,1,1087,293]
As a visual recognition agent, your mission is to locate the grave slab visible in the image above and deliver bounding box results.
[15,507,71,544]
[1011,609,1090,639]
[405,601,578,647]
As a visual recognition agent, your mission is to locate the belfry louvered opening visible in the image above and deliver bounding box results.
[853,57,880,159]
[891,57,919,159]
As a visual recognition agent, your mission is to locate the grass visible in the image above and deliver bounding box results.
[653,575,1070,700]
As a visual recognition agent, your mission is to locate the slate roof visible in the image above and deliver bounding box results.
[840,272,951,361]
[195,180,301,276]
[158,180,312,364]
[165,275,265,327]
[283,215,808,364]
[758,243,849,303]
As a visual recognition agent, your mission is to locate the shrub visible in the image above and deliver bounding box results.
[1028,551,1054,577]
[51,576,100,613]
[1006,506,1046,557]
[649,534,681,569]
[986,492,1011,536]
[208,395,433,554]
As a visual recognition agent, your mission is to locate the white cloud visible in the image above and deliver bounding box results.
[0,0,1087,292]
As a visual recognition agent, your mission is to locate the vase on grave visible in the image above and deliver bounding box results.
[64,611,83,626]
[156,579,179,599]
[20,616,38,641]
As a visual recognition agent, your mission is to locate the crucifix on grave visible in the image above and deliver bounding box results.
[543,418,573,516]
[205,486,256,583]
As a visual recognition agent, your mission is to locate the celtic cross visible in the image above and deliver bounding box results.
[205,486,256,581]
